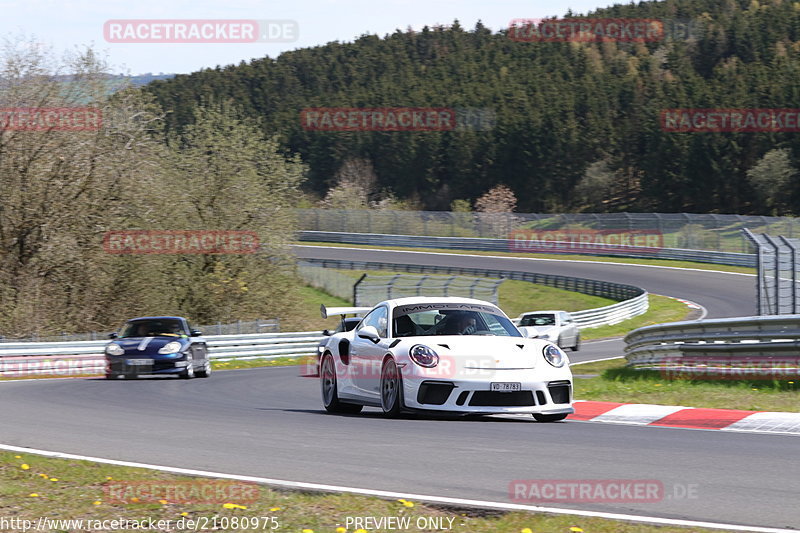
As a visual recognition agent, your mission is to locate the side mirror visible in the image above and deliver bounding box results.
[322,329,331,336]
[517,326,539,338]
[357,325,381,343]
[190,330,202,337]
[108,332,118,339]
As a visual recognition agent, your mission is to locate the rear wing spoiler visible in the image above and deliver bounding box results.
[320,305,373,319]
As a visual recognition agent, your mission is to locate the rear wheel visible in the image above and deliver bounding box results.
[321,353,362,414]
[533,413,569,422]
[380,358,404,417]
[571,333,581,352]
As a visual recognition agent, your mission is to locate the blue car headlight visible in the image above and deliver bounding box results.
[158,341,183,355]
[409,344,439,368]
[543,344,567,368]
[105,343,124,356]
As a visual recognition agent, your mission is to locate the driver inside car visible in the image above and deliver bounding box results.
[443,312,477,335]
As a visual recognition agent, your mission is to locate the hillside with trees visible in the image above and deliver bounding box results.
[143,0,800,215]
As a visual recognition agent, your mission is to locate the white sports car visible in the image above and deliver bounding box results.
[318,297,574,421]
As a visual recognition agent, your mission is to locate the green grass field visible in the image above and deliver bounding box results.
[572,358,799,412]
[0,451,725,533]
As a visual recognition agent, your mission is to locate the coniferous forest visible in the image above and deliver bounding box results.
[144,0,800,215]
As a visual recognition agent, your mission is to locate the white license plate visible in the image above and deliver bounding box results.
[127,359,153,365]
[491,382,521,392]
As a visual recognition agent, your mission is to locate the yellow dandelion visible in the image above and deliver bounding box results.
[302,529,314,533]
[402,501,414,508]
[521,529,533,533]
[336,528,347,533]
[180,512,189,517]
[131,497,140,503]
[106,476,113,480]
[93,501,102,506]
[570,528,584,532]
[222,503,247,510]
[49,478,58,482]
[38,473,48,478]
[397,498,407,503]
[14,455,21,459]
[29,493,39,498]
[158,499,168,505]
[269,507,281,512]
[21,464,30,470]
[355,529,368,533]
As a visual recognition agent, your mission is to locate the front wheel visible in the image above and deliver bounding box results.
[533,413,569,422]
[321,353,362,414]
[180,354,195,379]
[196,358,211,378]
[380,358,404,417]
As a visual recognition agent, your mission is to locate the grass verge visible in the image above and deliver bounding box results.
[0,451,725,532]
[572,358,800,412]
[296,241,755,275]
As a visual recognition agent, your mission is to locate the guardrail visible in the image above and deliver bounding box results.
[0,332,324,377]
[624,316,800,377]
[299,257,648,329]
[298,231,756,267]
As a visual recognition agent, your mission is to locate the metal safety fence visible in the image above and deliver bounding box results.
[0,319,281,343]
[743,229,800,315]
[354,273,503,307]
[297,231,756,267]
[0,332,324,377]
[297,209,800,253]
[297,263,502,305]
[624,315,800,378]
[299,257,648,329]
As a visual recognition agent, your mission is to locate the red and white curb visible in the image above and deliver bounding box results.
[569,401,800,435]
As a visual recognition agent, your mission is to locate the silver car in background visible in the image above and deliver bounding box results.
[514,310,580,351]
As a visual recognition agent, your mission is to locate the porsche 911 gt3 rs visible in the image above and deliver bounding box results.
[318,297,573,421]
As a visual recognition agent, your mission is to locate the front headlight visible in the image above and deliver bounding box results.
[105,343,124,356]
[409,344,439,368]
[158,341,183,355]
[543,344,567,368]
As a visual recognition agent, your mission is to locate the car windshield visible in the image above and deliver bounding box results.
[392,303,521,338]
[119,319,185,338]
[519,314,557,327]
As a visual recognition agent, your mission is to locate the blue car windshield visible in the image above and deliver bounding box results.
[120,319,185,338]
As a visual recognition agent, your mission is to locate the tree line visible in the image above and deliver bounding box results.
[143,0,800,215]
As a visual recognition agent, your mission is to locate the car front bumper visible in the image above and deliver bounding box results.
[401,373,574,415]
[105,355,191,375]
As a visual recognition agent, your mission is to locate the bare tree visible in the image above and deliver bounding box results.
[0,38,166,336]
[474,184,519,237]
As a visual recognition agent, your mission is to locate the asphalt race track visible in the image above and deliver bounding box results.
[2,246,797,531]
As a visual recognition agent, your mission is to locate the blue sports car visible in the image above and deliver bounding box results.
[105,316,211,379]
